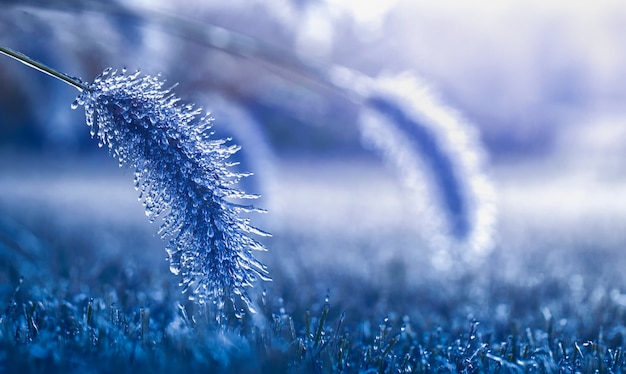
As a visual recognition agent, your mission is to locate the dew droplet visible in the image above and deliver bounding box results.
[170,264,180,275]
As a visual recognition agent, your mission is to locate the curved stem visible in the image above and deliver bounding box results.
[0,45,89,92]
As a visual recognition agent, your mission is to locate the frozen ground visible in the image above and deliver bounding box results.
[1,147,626,371]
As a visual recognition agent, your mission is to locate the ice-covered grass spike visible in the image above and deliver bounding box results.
[349,71,496,269]
[0,45,270,313]
[327,66,496,270]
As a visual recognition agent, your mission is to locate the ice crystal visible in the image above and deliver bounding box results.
[73,68,270,311]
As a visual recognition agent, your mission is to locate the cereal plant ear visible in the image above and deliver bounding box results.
[0,45,270,317]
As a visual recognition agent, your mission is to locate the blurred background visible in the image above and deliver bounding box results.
[1,0,626,312]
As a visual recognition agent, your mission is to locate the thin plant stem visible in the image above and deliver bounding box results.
[0,45,89,92]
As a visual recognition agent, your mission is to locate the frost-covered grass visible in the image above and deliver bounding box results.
[2,239,626,373]
[2,160,626,373]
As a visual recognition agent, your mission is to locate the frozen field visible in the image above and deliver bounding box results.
[2,1,626,371]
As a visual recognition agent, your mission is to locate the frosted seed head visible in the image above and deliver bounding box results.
[73,67,270,316]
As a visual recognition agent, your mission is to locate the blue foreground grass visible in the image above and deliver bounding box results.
[2,273,625,373]
[2,226,626,374]
[0,196,625,373]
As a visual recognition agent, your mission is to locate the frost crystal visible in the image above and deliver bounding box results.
[74,68,270,311]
